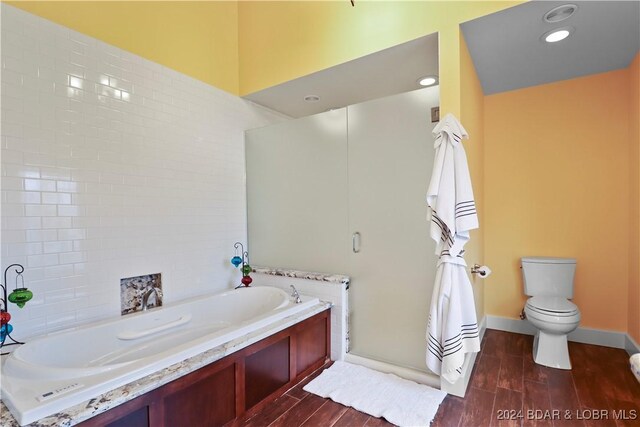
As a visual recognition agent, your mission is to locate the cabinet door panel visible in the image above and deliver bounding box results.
[163,363,236,427]
[105,407,149,427]
[296,316,328,375]
[245,337,290,409]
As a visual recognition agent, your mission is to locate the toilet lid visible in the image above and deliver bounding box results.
[527,296,579,315]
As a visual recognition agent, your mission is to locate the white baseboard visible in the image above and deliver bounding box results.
[343,353,440,389]
[485,315,536,335]
[569,327,628,349]
[626,334,640,355]
[344,316,486,398]
[486,315,637,354]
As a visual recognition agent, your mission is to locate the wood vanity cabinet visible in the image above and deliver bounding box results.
[79,309,330,427]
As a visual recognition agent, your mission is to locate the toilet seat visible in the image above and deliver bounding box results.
[526,296,579,317]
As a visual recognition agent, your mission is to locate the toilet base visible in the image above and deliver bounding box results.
[532,330,572,370]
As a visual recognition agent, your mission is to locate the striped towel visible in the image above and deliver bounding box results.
[425,114,480,384]
[426,256,480,383]
[426,113,478,257]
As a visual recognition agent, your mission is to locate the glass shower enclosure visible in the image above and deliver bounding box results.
[245,87,440,373]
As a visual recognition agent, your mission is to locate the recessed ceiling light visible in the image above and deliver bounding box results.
[304,95,320,102]
[417,76,438,87]
[542,27,573,43]
[543,4,578,23]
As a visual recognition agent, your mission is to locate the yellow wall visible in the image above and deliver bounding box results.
[7,0,523,105]
[629,53,640,342]
[484,69,631,331]
[460,32,485,321]
[7,1,240,94]
[237,1,522,115]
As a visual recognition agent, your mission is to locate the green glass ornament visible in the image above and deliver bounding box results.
[8,288,33,308]
[242,264,252,276]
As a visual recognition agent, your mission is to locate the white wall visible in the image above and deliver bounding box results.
[0,4,284,340]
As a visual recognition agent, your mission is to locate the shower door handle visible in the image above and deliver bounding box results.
[352,232,361,253]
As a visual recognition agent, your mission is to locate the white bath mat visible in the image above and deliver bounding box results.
[303,361,446,427]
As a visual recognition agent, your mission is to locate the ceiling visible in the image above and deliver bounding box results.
[461,1,640,95]
[243,33,438,118]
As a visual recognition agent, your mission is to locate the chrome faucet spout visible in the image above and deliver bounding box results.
[290,285,302,304]
[142,287,162,311]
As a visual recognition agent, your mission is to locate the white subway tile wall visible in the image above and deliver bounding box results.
[1,4,284,340]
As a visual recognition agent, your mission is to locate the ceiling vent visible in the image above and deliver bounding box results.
[543,4,578,23]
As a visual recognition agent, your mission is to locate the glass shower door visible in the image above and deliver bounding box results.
[346,87,440,371]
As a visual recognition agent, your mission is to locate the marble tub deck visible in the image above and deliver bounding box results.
[252,267,350,287]
[0,301,332,427]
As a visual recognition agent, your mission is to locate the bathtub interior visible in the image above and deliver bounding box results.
[9,287,290,369]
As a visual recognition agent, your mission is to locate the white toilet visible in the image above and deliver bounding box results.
[521,257,581,370]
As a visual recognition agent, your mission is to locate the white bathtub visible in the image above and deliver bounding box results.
[1,286,320,425]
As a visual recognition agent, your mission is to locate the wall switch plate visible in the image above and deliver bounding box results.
[431,106,440,123]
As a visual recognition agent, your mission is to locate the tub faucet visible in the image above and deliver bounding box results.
[142,287,162,311]
[290,285,302,304]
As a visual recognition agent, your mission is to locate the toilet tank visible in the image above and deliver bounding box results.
[521,257,576,298]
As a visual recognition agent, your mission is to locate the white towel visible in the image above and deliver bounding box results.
[426,257,480,383]
[425,113,480,384]
[426,113,478,257]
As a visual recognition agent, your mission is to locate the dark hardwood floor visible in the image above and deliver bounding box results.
[237,329,640,427]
